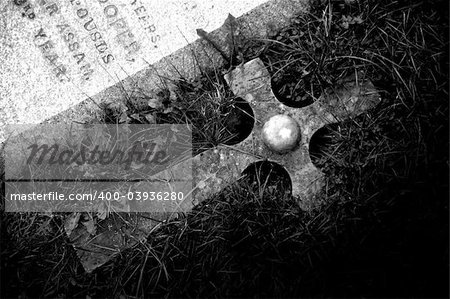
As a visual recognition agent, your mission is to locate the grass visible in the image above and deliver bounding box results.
[1,0,448,297]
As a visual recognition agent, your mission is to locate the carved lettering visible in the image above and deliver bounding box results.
[16,0,36,19]
[98,0,140,56]
[57,23,95,81]
[76,8,88,18]
[34,28,68,82]
[35,28,47,39]
[83,17,97,31]
[38,40,53,51]
[40,1,59,16]
[70,3,115,64]
[102,54,114,64]
[104,5,118,18]
[131,1,160,46]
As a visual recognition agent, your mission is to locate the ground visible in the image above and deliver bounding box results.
[1,0,448,298]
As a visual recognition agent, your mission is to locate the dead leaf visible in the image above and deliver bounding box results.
[148,98,163,109]
[64,212,81,236]
[119,112,129,124]
[341,16,350,29]
[353,15,364,24]
[96,203,108,220]
[223,13,243,63]
[82,219,97,235]
[130,113,141,121]
[169,87,178,101]
[163,107,173,114]
[130,161,145,170]
[144,113,156,124]
[223,13,238,34]
[197,180,206,189]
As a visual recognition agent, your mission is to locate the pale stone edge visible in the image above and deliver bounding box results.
[40,0,309,127]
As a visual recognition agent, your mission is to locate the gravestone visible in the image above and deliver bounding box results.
[1,0,312,273]
[0,0,282,143]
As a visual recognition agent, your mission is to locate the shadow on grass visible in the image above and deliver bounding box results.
[1,0,448,297]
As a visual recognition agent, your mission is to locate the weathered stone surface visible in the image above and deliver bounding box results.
[43,0,309,127]
[34,0,309,273]
[1,0,305,143]
[2,0,379,274]
[192,58,381,210]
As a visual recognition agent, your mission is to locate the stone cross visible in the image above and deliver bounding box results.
[191,58,380,210]
[2,0,380,274]
[67,57,380,273]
